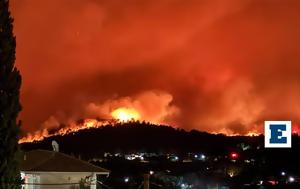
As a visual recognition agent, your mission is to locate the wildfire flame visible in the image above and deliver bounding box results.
[19,104,300,144]
[19,107,142,144]
[292,123,300,135]
[19,119,113,143]
[111,107,140,122]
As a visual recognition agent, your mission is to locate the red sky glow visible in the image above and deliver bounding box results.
[10,0,300,135]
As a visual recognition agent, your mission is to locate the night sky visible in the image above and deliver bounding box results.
[10,0,300,135]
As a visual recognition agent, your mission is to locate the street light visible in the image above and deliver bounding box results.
[124,177,129,183]
[288,176,295,183]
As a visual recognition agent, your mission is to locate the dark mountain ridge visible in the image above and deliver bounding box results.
[21,122,264,158]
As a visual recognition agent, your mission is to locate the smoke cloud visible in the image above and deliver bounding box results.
[85,90,179,123]
[10,0,300,135]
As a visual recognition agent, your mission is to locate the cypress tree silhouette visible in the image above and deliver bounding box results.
[0,0,22,188]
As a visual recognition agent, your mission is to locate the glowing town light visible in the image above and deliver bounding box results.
[181,183,187,189]
[149,170,154,175]
[281,171,286,176]
[230,152,239,159]
[228,172,234,177]
[124,177,129,183]
[111,107,141,122]
[288,176,295,183]
[268,180,276,185]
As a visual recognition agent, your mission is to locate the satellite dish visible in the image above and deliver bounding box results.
[52,140,59,152]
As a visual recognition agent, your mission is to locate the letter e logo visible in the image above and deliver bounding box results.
[264,121,291,148]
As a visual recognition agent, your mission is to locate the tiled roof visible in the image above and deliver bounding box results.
[21,150,109,173]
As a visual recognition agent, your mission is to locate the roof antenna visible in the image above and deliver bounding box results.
[52,140,59,152]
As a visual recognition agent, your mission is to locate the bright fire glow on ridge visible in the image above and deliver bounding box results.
[111,107,141,122]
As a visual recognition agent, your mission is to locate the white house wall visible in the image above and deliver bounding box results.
[22,172,98,189]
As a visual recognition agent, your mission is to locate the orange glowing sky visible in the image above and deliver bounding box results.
[9,0,300,135]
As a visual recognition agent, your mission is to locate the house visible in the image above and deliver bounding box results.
[21,150,110,189]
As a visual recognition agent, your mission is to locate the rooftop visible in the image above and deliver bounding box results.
[21,150,109,173]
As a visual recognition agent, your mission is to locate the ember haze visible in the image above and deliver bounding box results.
[10,0,300,135]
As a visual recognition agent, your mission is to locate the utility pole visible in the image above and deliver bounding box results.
[143,174,150,189]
